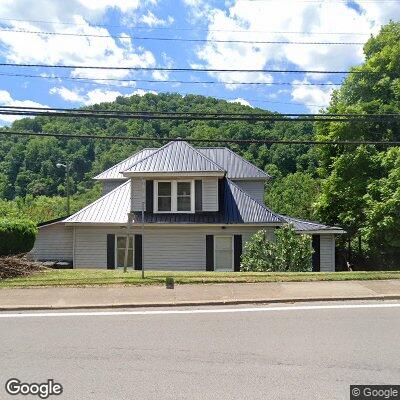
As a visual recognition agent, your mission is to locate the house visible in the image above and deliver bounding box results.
[29,140,344,271]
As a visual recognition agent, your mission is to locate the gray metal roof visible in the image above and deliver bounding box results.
[198,148,270,180]
[280,215,345,233]
[94,148,156,180]
[64,181,130,224]
[123,141,225,174]
[65,178,281,225]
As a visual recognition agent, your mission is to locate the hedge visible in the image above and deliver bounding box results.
[0,219,38,256]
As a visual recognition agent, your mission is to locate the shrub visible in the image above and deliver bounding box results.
[0,219,37,256]
[241,225,313,272]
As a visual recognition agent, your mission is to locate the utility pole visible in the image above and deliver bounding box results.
[56,162,71,215]
[141,178,145,279]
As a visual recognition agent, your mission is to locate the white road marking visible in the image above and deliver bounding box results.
[0,302,399,318]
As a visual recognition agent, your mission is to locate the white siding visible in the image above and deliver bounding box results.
[102,180,126,196]
[73,226,275,270]
[320,234,336,272]
[233,180,265,204]
[131,178,144,212]
[28,223,73,261]
[202,178,219,211]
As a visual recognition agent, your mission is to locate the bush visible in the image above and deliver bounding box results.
[0,219,37,256]
[241,225,313,272]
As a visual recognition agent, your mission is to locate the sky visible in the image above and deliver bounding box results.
[0,0,399,124]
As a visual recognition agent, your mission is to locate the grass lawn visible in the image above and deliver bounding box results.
[1,269,400,288]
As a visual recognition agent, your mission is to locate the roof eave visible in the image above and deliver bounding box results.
[122,171,226,178]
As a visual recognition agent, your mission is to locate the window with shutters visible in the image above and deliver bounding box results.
[214,236,233,271]
[154,180,195,213]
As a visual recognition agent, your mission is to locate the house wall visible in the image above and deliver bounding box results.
[28,223,73,261]
[102,180,126,196]
[320,234,336,272]
[131,178,144,211]
[232,180,265,204]
[73,226,273,269]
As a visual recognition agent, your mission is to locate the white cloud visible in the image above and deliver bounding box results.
[0,90,48,124]
[139,11,174,27]
[291,80,334,112]
[50,87,125,105]
[228,97,252,107]
[50,86,158,104]
[0,1,157,81]
[194,0,400,90]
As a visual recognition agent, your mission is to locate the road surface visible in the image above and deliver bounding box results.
[1,301,399,399]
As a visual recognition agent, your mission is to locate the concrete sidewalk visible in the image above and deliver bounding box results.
[1,279,400,310]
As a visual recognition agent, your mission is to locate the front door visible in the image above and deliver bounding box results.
[214,236,233,271]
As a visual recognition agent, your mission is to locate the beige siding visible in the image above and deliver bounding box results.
[202,178,219,211]
[73,226,274,270]
[28,223,73,261]
[102,180,126,196]
[320,234,336,272]
[233,180,265,204]
[131,178,144,212]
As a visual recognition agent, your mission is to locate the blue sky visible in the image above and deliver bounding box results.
[0,0,399,124]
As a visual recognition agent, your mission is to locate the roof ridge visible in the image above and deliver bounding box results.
[226,178,284,222]
[93,147,155,180]
[124,140,225,173]
[64,180,130,222]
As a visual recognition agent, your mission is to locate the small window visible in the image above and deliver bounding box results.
[157,182,172,212]
[154,180,194,213]
[177,182,191,211]
[116,236,134,268]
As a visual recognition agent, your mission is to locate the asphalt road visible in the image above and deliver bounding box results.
[1,302,399,400]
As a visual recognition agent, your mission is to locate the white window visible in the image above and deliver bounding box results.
[154,180,195,213]
[116,236,134,268]
[214,236,233,271]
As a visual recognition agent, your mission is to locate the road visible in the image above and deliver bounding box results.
[1,301,399,399]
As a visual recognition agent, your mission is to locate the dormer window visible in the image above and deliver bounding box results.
[154,180,195,213]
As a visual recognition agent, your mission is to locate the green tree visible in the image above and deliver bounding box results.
[241,226,312,272]
[316,21,400,263]
[265,172,320,220]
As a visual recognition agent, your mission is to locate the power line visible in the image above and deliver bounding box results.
[0,17,376,35]
[0,28,365,45]
[0,72,342,87]
[1,129,400,146]
[0,63,373,75]
[0,106,399,122]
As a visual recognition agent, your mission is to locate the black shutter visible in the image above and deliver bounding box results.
[146,180,154,212]
[206,235,214,271]
[195,180,203,211]
[134,234,143,270]
[233,235,242,272]
[312,235,321,272]
[107,234,115,270]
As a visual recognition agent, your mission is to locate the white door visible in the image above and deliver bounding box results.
[214,236,233,271]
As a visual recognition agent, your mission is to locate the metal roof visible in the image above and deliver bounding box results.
[123,141,225,174]
[198,148,270,180]
[93,148,156,180]
[64,181,130,224]
[65,178,282,225]
[280,215,345,233]
[94,142,271,180]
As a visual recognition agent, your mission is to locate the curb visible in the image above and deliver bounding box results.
[1,294,400,311]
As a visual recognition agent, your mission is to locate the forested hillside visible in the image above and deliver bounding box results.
[0,94,318,221]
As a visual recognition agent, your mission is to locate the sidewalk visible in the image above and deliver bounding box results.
[1,279,400,310]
